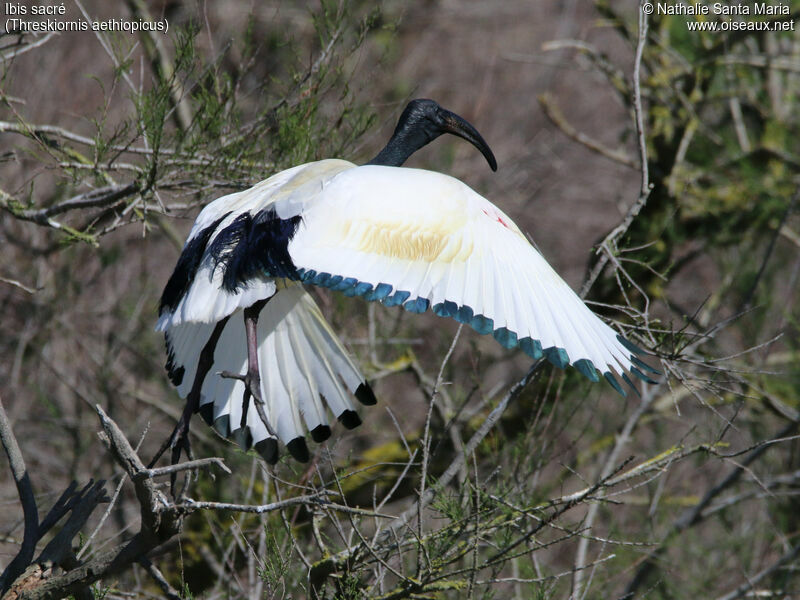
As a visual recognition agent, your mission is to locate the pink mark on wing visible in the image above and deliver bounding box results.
[483,209,509,229]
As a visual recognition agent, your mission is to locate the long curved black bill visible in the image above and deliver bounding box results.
[439,109,498,172]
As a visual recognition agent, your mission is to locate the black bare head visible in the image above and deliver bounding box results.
[367,99,497,171]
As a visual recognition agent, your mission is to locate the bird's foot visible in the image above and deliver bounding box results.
[147,401,196,498]
[148,402,194,469]
[220,369,276,437]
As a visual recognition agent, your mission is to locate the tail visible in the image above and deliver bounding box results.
[164,284,376,463]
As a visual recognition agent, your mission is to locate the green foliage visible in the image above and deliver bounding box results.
[590,4,800,312]
[258,525,293,591]
[181,581,195,600]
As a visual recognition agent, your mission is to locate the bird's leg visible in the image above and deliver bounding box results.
[243,299,268,396]
[242,298,278,437]
[221,298,275,435]
[149,315,231,470]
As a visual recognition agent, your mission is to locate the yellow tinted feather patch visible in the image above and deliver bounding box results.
[359,225,448,262]
[336,216,471,263]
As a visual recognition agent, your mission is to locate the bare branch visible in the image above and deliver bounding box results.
[541,39,630,100]
[0,33,56,62]
[0,120,217,160]
[9,408,185,600]
[579,1,652,299]
[0,394,39,594]
[0,277,39,294]
[539,93,638,169]
[571,384,658,598]
[397,358,545,532]
[418,324,463,557]
[625,418,800,597]
[740,188,799,310]
[174,494,394,519]
[95,405,166,532]
[5,183,139,227]
[715,543,800,600]
[36,481,109,567]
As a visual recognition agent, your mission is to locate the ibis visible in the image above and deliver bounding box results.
[155,99,656,466]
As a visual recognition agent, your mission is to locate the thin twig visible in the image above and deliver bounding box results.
[0,276,39,294]
[395,359,544,533]
[0,120,207,158]
[579,1,652,299]
[740,187,798,310]
[477,553,617,586]
[3,183,140,231]
[541,39,630,101]
[572,8,652,595]
[0,32,56,61]
[572,385,658,599]
[714,543,800,600]
[624,418,800,597]
[134,457,231,480]
[173,493,392,518]
[418,324,462,567]
[75,474,127,561]
[138,557,182,600]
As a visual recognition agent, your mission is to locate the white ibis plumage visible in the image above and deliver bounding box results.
[155,99,656,466]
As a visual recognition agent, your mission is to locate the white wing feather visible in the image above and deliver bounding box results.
[289,165,643,383]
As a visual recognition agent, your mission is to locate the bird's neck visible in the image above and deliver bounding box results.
[366,127,433,167]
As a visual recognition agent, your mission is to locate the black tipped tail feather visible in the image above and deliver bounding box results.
[287,437,310,463]
[338,409,362,430]
[355,382,377,406]
[168,285,377,464]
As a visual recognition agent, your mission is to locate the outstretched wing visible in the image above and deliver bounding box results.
[287,165,656,393]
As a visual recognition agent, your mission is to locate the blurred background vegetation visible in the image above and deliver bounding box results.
[1,1,799,598]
